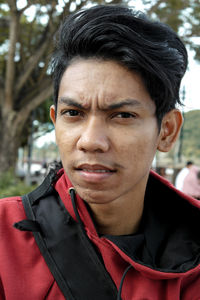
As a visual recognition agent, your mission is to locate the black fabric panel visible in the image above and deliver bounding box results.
[21,180,118,300]
[106,174,200,273]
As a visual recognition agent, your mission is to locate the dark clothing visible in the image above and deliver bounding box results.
[0,169,200,299]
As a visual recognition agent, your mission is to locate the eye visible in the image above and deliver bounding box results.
[62,109,81,117]
[114,112,136,118]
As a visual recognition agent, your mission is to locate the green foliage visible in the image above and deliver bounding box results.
[142,0,200,61]
[0,170,37,198]
[182,110,200,159]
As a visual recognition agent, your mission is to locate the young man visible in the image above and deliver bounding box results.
[1,5,200,300]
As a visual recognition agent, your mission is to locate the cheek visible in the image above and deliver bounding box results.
[55,127,75,156]
[118,129,158,167]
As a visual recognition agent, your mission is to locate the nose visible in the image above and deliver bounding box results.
[77,117,109,153]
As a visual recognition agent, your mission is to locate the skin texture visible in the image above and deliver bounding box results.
[50,58,182,235]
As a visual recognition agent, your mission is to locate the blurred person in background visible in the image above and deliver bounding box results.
[175,161,200,199]
[175,161,193,190]
[197,171,200,200]
[181,164,200,199]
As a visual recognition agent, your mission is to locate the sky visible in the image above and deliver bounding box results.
[181,52,200,111]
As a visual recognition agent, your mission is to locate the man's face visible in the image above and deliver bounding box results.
[51,59,162,205]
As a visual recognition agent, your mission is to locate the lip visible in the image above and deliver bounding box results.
[76,163,115,172]
[75,164,116,183]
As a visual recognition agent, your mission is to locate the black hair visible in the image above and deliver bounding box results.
[51,4,188,125]
[186,161,193,166]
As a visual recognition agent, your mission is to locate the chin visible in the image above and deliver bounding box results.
[77,187,114,205]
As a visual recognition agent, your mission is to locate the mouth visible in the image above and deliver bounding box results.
[74,164,116,183]
[75,164,116,173]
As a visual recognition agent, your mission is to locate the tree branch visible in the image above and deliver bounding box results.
[143,0,164,15]
[19,4,32,15]
[18,82,53,124]
[15,38,50,95]
[7,0,17,12]
[33,126,54,141]
[15,3,58,95]
[5,9,19,110]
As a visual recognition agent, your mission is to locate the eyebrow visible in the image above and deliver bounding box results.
[59,97,84,109]
[58,97,142,110]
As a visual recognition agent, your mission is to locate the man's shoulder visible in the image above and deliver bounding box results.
[0,195,22,207]
[149,170,200,208]
[0,195,21,202]
[0,195,26,224]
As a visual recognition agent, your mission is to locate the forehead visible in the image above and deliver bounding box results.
[58,58,155,111]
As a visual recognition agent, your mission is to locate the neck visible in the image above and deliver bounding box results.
[89,189,145,236]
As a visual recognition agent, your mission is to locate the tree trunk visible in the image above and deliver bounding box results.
[0,109,25,175]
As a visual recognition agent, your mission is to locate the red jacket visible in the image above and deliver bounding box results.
[1,169,200,300]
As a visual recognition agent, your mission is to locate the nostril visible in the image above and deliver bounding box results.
[78,144,106,153]
[77,135,109,153]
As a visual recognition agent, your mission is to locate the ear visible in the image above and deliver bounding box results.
[50,105,56,126]
[157,109,183,152]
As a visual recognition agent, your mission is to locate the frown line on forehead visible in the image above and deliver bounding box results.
[58,96,144,111]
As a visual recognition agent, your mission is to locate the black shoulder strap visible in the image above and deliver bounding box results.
[14,171,118,300]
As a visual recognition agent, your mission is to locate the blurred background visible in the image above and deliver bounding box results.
[0,0,200,197]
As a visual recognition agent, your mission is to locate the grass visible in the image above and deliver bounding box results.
[0,170,37,198]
